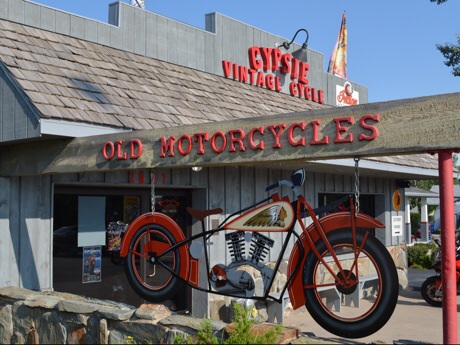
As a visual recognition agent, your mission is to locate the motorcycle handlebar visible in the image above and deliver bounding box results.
[265,180,302,198]
[265,181,280,192]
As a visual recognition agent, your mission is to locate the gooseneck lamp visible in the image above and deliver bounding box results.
[279,28,309,62]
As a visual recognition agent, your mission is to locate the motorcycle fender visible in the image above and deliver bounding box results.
[287,211,385,310]
[120,213,190,281]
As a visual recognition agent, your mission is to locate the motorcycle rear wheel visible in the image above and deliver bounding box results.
[421,275,442,307]
[303,229,399,339]
[124,223,183,302]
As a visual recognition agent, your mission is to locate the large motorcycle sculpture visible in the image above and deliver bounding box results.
[421,232,460,307]
[119,168,399,338]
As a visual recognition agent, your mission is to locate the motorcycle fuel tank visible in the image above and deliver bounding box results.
[223,201,294,232]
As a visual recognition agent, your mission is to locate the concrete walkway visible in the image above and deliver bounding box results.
[283,269,460,344]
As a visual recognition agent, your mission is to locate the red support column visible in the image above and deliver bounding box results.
[438,151,458,344]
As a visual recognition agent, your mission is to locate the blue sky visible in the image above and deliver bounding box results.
[30,0,459,103]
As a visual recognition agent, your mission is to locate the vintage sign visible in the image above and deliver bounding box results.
[1,92,459,176]
[222,46,326,104]
[156,115,379,158]
[336,81,359,106]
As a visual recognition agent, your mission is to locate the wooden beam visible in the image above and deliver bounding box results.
[1,92,459,176]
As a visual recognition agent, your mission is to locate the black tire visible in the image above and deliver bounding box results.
[303,229,399,339]
[421,275,442,307]
[124,223,183,302]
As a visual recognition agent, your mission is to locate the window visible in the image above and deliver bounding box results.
[53,185,191,311]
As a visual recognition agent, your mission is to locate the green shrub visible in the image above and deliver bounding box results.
[407,242,438,269]
[174,303,281,344]
[410,213,421,235]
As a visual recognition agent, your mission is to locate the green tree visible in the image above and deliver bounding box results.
[430,0,460,76]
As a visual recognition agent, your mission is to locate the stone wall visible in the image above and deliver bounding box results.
[0,287,228,344]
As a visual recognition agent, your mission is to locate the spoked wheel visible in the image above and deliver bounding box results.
[124,223,183,302]
[421,276,442,307]
[303,229,399,339]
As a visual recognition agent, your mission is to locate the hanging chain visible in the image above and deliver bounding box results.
[150,169,156,214]
[354,157,360,217]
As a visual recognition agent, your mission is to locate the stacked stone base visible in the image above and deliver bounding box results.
[0,287,297,344]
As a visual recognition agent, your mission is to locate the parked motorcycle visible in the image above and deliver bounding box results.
[420,232,460,307]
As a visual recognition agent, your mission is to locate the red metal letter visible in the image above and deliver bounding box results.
[228,129,246,152]
[288,122,306,147]
[248,47,262,70]
[359,114,380,141]
[177,134,192,156]
[222,60,232,77]
[159,136,176,157]
[289,82,297,96]
[266,74,274,90]
[103,141,115,160]
[318,90,325,104]
[248,126,265,150]
[310,120,329,145]
[268,124,286,149]
[260,47,273,71]
[116,140,128,160]
[298,62,310,84]
[129,139,143,159]
[194,132,209,154]
[334,117,355,143]
[211,131,227,154]
[290,57,299,80]
[280,54,291,75]
[271,49,282,72]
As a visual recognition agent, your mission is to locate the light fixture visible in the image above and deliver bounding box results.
[192,166,202,172]
[279,28,309,62]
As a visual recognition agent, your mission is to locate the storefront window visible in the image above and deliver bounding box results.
[53,187,190,310]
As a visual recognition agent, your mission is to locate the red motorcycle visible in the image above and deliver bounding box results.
[421,233,460,307]
[120,168,399,338]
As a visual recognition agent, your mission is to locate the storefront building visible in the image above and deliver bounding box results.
[0,1,438,318]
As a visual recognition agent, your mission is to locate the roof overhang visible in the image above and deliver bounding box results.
[41,119,131,137]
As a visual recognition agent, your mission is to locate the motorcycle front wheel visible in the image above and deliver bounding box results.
[421,275,442,307]
[303,229,399,339]
[124,223,183,302]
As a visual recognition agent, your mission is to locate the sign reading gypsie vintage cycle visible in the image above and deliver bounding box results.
[119,168,399,339]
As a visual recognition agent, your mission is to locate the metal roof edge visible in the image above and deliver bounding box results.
[315,158,439,178]
[41,119,131,138]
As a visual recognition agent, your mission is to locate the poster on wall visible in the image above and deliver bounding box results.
[124,196,140,223]
[107,222,126,252]
[82,246,102,283]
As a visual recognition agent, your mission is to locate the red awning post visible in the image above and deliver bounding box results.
[438,151,458,344]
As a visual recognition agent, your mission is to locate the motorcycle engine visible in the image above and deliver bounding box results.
[209,264,255,297]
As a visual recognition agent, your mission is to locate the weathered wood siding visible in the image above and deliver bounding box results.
[0,65,40,143]
[0,175,52,290]
[0,166,392,295]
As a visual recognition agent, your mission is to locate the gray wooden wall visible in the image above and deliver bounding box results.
[0,175,52,290]
[0,165,390,292]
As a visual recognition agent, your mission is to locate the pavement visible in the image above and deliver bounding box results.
[283,269,460,344]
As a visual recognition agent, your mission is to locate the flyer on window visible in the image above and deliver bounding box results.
[82,246,102,283]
